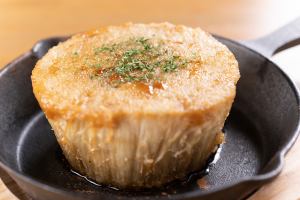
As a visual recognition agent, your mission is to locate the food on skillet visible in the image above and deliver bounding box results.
[31,23,240,188]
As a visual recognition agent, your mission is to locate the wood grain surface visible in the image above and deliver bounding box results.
[1,0,300,199]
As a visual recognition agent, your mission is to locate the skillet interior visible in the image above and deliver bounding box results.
[0,37,299,200]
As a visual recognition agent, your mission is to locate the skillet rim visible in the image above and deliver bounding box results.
[0,35,299,199]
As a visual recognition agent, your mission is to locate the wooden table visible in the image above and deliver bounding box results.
[1,0,300,199]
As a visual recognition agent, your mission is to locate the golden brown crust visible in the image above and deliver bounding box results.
[31,22,239,126]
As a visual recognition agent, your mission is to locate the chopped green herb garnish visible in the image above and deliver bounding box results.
[93,63,102,68]
[94,46,115,54]
[87,37,190,86]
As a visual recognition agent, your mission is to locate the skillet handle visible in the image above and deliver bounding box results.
[241,17,300,58]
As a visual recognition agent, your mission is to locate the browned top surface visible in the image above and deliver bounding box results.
[32,23,239,120]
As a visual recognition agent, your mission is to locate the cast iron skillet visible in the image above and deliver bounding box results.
[1,18,300,200]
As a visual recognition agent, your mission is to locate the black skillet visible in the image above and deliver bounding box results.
[1,18,300,200]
